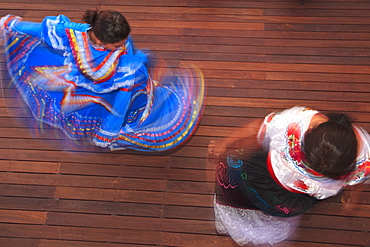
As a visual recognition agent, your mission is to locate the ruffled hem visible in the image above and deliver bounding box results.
[214,197,300,246]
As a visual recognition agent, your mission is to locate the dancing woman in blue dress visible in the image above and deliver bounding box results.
[0,9,205,152]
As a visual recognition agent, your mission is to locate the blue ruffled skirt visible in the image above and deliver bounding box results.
[1,15,205,152]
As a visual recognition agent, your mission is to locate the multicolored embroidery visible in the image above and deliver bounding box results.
[286,122,326,179]
[217,162,238,189]
[66,28,127,83]
[227,155,244,168]
[287,123,303,163]
[31,65,122,116]
[348,160,370,184]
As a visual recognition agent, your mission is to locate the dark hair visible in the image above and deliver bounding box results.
[303,113,357,179]
[82,9,131,44]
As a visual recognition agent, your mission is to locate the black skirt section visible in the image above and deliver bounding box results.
[215,148,317,217]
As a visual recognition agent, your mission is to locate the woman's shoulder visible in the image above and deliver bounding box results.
[45,15,89,32]
[263,106,319,134]
[269,106,318,122]
[345,125,370,185]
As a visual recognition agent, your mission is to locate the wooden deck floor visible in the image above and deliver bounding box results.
[0,0,369,246]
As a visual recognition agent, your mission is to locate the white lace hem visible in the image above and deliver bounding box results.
[214,198,300,246]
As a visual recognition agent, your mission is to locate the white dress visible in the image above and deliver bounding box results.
[215,106,370,246]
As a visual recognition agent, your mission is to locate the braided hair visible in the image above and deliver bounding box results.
[82,9,131,44]
[303,113,358,179]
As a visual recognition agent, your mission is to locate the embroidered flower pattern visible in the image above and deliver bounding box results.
[293,179,309,191]
[287,123,303,163]
[266,113,276,123]
[349,160,370,183]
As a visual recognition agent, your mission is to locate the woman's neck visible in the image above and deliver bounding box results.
[309,114,328,130]
[88,30,102,46]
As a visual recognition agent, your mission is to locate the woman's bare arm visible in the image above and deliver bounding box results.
[208,118,264,156]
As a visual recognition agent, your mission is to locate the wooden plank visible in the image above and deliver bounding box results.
[161,232,240,247]
[183,28,370,40]
[276,242,351,247]
[0,223,163,245]
[0,4,92,12]
[264,8,370,17]
[299,214,370,232]
[39,240,144,247]
[45,212,163,231]
[59,162,214,182]
[259,1,370,10]
[112,6,264,16]
[161,197,370,220]
[165,165,214,181]
[206,96,370,112]
[60,162,170,176]
[0,209,46,224]
[0,172,168,191]
[45,212,217,234]
[309,202,370,218]
[54,187,215,207]
[162,218,216,234]
[190,61,370,74]
[0,184,55,198]
[1,0,186,6]
[264,39,370,48]
[265,71,370,83]
[0,196,163,217]
[206,88,370,102]
[170,156,215,170]
[289,227,369,246]
[185,1,266,8]
[265,23,370,32]
[134,35,266,46]
[266,54,370,65]
[131,20,264,31]
[181,15,370,25]
[164,192,213,207]
[53,187,166,204]
[164,205,214,220]
[276,243,355,247]
[0,160,61,173]
[0,149,169,166]
[0,237,40,247]
[167,180,215,194]
[177,52,266,63]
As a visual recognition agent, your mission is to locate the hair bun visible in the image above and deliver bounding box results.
[82,9,98,25]
[326,113,353,128]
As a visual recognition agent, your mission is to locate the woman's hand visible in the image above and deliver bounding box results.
[208,140,227,156]
[341,183,364,211]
